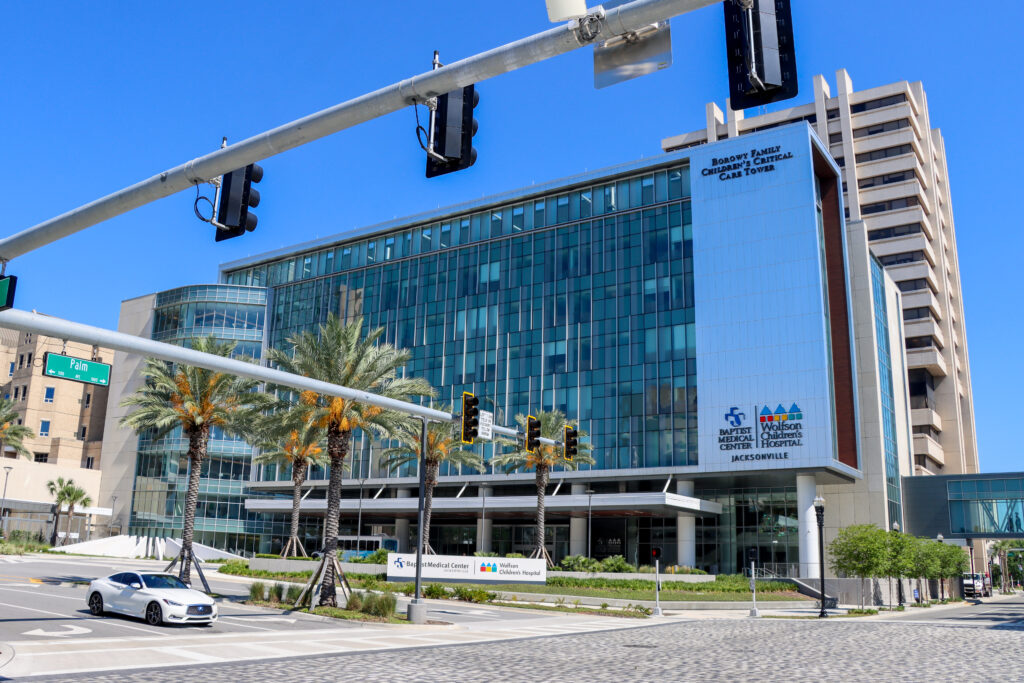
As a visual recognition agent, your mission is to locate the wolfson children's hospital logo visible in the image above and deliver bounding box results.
[718,403,805,463]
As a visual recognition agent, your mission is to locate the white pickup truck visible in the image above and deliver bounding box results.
[962,572,992,598]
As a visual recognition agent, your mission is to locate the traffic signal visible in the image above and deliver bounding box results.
[723,0,797,111]
[652,547,662,561]
[563,425,578,462]
[426,85,479,178]
[525,415,541,454]
[215,163,263,241]
[461,391,480,445]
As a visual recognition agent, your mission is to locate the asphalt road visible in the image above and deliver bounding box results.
[877,592,1024,628]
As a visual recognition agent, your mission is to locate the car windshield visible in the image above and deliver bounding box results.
[141,574,188,590]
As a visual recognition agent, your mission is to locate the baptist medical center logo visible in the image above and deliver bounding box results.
[393,557,405,569]
[718,402,805,462]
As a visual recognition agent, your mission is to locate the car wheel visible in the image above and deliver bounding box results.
[88,593,105,616]
[145,602,163,626]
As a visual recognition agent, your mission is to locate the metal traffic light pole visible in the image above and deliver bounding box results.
[0,0,719,265]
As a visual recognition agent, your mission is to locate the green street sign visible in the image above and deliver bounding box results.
[0,275,17,312]
[43,352,111,386]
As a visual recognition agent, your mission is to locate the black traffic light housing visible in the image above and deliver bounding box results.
[563,426,578,462]
[461,391,480,445]
[652,547,662,561]
[525,415,541,454]
[216,163,263,241]
[723,0,797,111]
[426,85,479,178]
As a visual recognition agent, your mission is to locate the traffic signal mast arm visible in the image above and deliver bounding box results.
[0,0,720,264]
[0,307,564,448]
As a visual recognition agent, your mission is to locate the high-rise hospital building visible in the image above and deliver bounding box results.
[99,71,977,578]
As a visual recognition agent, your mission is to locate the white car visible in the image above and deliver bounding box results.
[87,571,218,626]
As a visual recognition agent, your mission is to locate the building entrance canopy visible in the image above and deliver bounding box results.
[246,490,722,519]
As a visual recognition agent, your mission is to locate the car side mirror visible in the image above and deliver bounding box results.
[130,582,142,590]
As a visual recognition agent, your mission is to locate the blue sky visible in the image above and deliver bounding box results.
[0,2,1019,472]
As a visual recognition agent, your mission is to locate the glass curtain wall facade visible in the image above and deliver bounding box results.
[226,165,697,482]
[871,257,903,527]
[128,285,286,554]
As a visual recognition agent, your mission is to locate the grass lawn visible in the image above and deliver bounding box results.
[445,582,808,602]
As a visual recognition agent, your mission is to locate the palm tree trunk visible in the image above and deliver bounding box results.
[179,426,208,585]
[285,461,308,558]
[320,428,349,607]
[50,508,61,547]
[63,505,75,547]
[533,466,549,564]
[422,460,438,554]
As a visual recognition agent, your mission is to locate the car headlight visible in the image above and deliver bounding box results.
[162,599,183,606]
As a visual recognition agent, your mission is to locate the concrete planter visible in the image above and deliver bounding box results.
[555,571,714,583]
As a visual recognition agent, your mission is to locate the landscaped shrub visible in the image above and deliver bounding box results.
[453,586,497,603]
[249,582,267,601]
[346,591,364,611]
[362,592,397,618]
[473,551,499,557]
[350,548,390,564]
[361,575,381,591]
[397,583,416,596]
[560,555,601,572]
[268,583,284,602]
[286,584,303,603]
[424,583,448,599]
[599,555,637,573]
[505,553,525,559]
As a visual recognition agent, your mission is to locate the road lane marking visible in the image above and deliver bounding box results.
[0,599,164,636]
[155,646,224,662]
[23,624,92,637]
[216,618,276,631]
[0,586,83,600]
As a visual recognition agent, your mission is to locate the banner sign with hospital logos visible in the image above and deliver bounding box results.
[386,553,546,584]
[717,403,806,464]
[690,124,842,473]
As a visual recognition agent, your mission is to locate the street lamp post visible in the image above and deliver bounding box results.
[892,521,904,607]
[937,534,945,601]
[813,496,827,618]
[0,466,12,537]
[408,417,429,625]
[356,477,366,553]
[585,489,595,559]
[111,494,118,535]
[966,536,976,598]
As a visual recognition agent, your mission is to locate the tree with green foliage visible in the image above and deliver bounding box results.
[46,477,73,546]
[885,528,916,608]
[0,397,35,459]
[120,337,273,583]
[990,540,1016,593]
[937,542,970,599]
[266,314,434,607]
[827,524,888,609]
[253,412,329,558]
[493,410,594,566]
[379,407,483,554]
[910,538,943,602]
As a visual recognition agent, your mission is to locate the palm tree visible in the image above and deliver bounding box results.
[119,336,273,583]
[493,410,594,566]
[991,540,1015,593]
[0,397,35,458]
[380,408,484,554]
[62,485,92,546]
[46,477,74,546]
[254,412,328,558]
[266,314,434,607]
